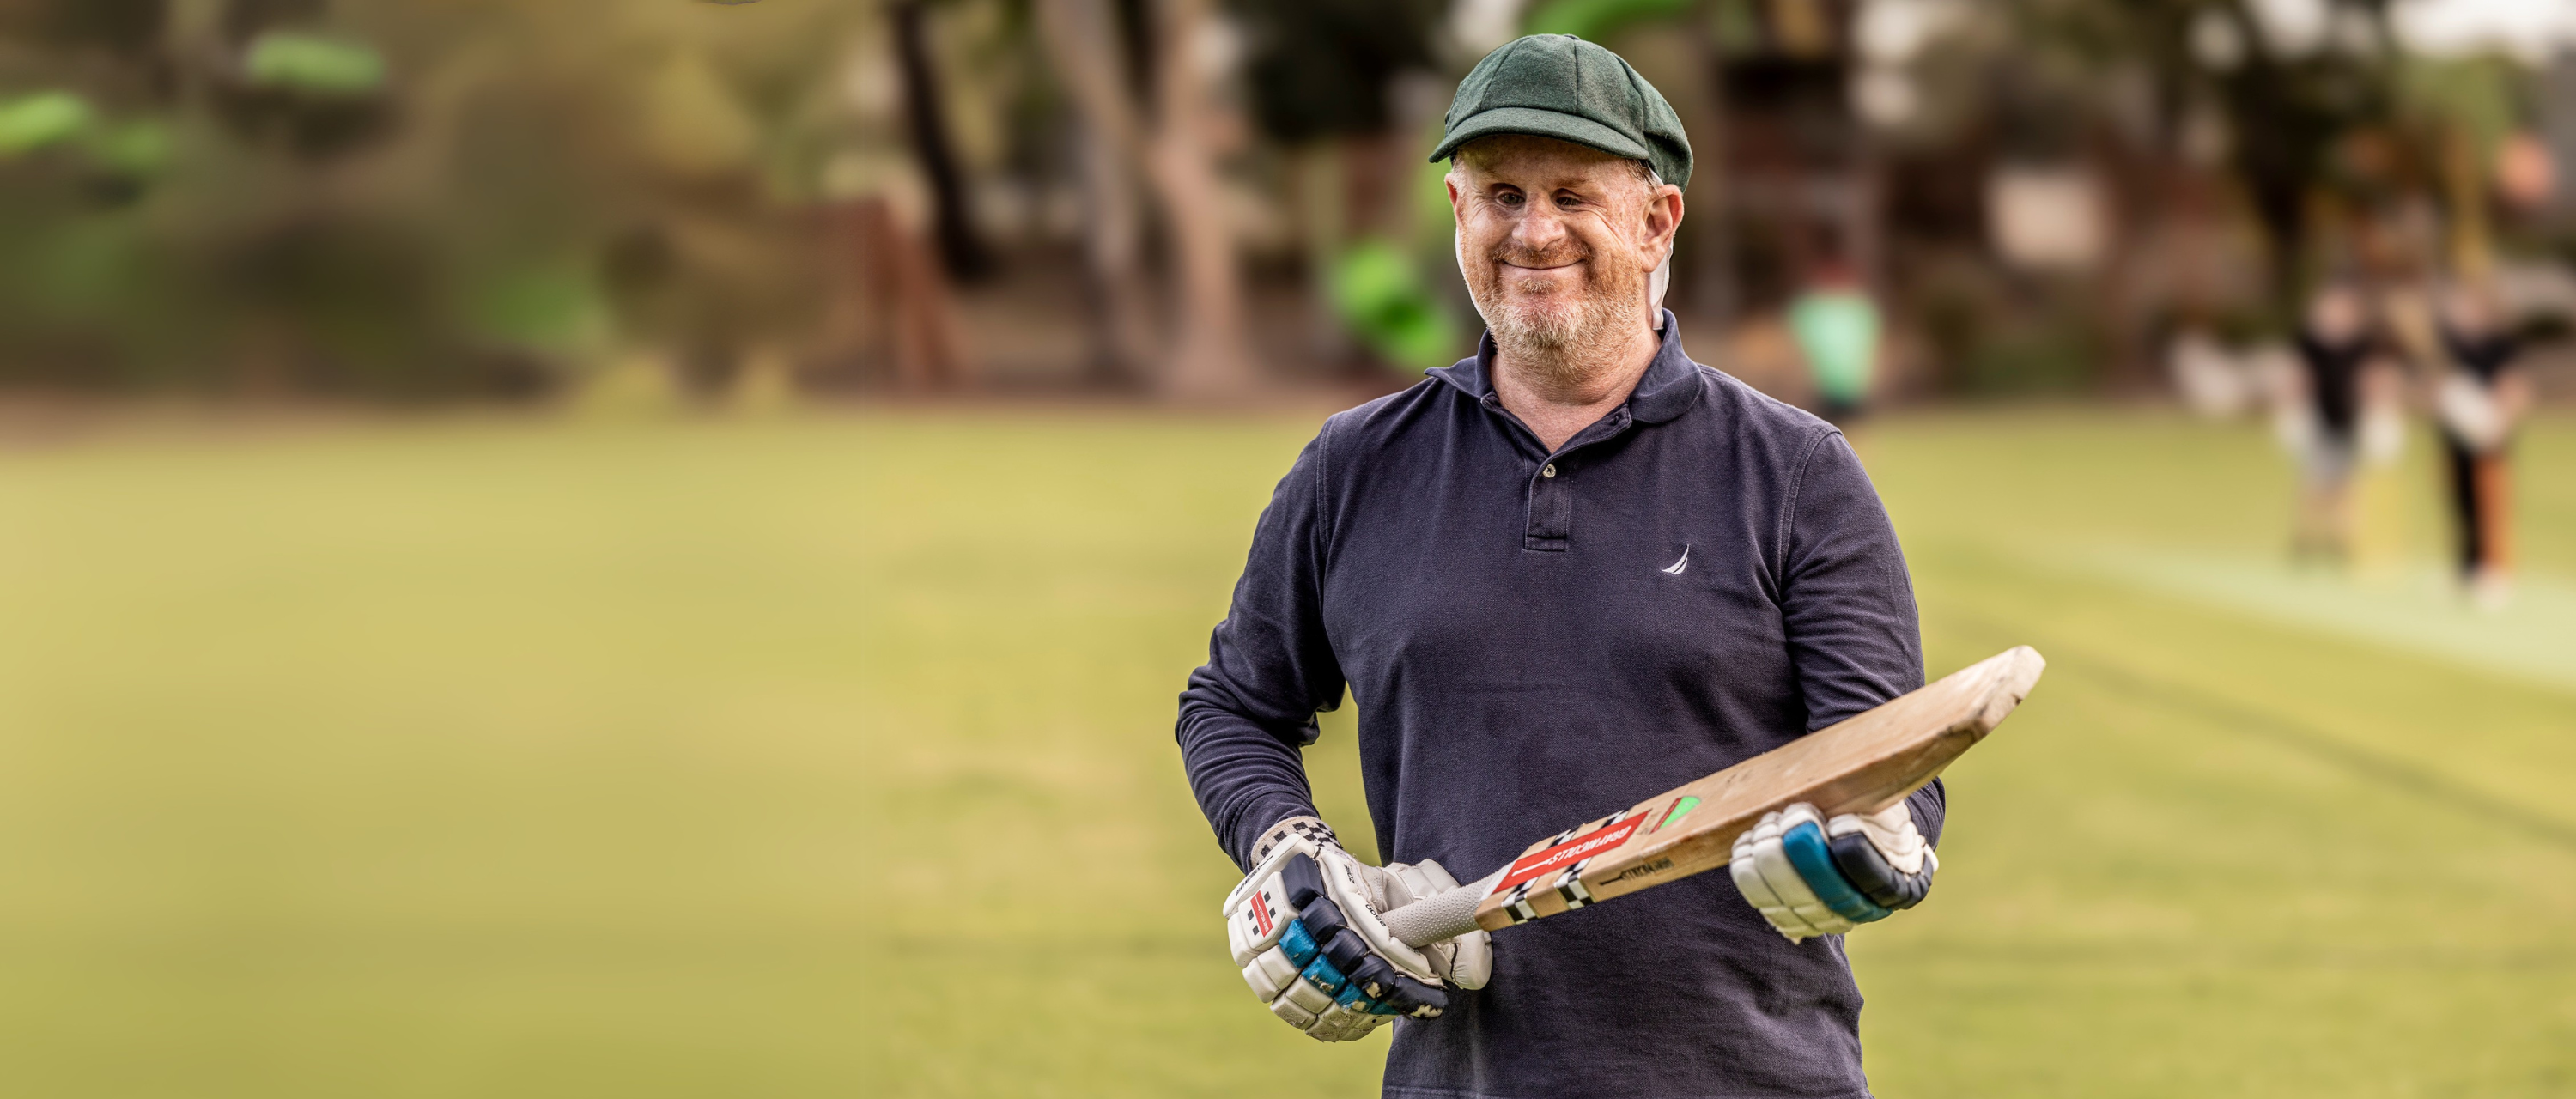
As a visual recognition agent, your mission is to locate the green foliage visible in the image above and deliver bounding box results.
[466,265,611,356]
[0,90,94,155]
[1328,239,1460,373]
[82,118,170,177]
[0,1,866,397]
[2398,53,2521,164]
[1521,0,1692,41]
[243,33,389,97]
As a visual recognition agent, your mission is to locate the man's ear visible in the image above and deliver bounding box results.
[1643,184,1684,265]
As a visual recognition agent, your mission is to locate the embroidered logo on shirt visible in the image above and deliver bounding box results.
[1660,546,1690,575]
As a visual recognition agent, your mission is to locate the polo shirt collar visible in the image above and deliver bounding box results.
[1426,309,1704,425]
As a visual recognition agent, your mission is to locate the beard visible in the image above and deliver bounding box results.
[1460,232,1650,385]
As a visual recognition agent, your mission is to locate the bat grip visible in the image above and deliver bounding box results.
[1380,868,1505,949]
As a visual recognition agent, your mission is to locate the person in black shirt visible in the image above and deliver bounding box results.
[1184,36,1942,1097]
[2287,282,2391,565]
[2433,282,2532,606]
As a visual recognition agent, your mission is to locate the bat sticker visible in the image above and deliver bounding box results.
[1492,812,1648,895]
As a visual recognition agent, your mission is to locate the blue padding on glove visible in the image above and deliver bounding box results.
[1782,821,1893,923]
[1299,953,1349,997]
[1278,919,1321,968]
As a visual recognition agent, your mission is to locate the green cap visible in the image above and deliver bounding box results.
[1430,34,1692,191]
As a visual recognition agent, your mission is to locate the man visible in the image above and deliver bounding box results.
[1787,234,1884,424]
[1179,36,1941,1097]
[2284,280,2386,565]
[2433,280,2531,607]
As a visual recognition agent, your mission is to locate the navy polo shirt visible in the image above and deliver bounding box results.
[1178,313,1934,1099]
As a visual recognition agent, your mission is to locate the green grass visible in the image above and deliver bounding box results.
[2,407,2573,1096]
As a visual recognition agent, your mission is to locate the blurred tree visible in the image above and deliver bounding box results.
[0,0,864,398]
[1230,0,1444,373]
[890,0,996,282]
[1884,0,2428,387]
[1522,0,1691,40]
[1036,0,1260,398]
[1032,0,1156,386]
[1231,0,1435,144]
[1145,0,1261,398]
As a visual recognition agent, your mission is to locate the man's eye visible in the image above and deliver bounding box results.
[1555,194,1581,209]
[1497,191,1523,207]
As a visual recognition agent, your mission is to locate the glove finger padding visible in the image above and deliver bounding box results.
[1223,830,1453,1041]
[1779,815,1893,923]
[1311,845,1440,981]
[1388,858,1491,991]
[1729,802,1938,943]
[1303,999,1387,1042]
[1731,804,1854,941]
[1824,803,1936,910]
[1293,888,1449,1025]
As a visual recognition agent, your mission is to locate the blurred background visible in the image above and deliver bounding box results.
[2,0,2573,1096]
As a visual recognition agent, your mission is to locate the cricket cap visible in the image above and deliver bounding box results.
[1429,34,1692,191]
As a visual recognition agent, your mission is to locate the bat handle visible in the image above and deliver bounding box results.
[1380,868,1506,949]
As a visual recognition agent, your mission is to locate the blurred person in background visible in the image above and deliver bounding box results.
[2433,282,2531,607]
[1787,233,1882,424]
[2283,280,2398,567]
[1183,34,1943,1099]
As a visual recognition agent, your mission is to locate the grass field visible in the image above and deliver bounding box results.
[3,406,2573,1097]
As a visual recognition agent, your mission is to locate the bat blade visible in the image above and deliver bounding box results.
[1380,647,2044,947]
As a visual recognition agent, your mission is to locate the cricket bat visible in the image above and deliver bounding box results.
[1378,646,2045,949]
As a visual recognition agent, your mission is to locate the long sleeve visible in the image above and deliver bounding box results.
[1176,430,1350,870]
[1777,430,1943,846]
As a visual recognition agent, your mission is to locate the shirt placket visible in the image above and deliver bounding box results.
[1490,401,1635,553]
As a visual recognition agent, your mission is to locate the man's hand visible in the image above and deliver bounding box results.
[1729,802,1935,942]
[1221,817,1492,1041]
[2439,373,2510,452]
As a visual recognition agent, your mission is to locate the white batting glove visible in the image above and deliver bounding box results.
[1381,856,1492,993]
[1220,817,1488,1041]
[2438,373,2509,452]
[1729,802,1936,943]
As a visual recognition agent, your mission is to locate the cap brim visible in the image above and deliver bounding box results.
[1428,106,1652,167]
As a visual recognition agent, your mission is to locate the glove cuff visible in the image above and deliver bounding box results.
[1250,815,1339,866]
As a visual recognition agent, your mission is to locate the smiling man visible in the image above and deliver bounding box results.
[1179,35,1941,1097]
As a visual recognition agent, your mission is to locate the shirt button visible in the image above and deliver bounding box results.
[1541,464,1557,478]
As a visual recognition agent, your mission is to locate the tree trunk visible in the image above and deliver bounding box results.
[1143,0,1260,399]
[1033,0,1157,386]
[890,0,994,282]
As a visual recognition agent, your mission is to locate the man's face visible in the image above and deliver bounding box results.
[1446,135,1682,356]
[2308,287,2363,341]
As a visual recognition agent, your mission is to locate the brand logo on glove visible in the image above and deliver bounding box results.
[1492,815,1647,893]
[1248,893,1274,937]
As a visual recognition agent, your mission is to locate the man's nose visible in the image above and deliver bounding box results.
[1510,203,1569,253]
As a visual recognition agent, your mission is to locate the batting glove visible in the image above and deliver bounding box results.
[1221,817,1490,1042]
[1729,802,1935,943]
